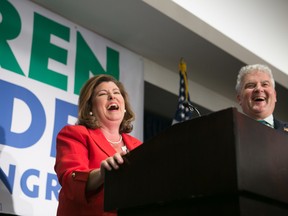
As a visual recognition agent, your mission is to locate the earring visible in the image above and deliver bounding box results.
[124,109,126,113]
[89,111,93,116]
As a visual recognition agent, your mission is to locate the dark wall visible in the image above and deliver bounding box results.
[144,82,211,142]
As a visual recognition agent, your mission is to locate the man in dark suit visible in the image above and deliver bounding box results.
[235,64,288,134]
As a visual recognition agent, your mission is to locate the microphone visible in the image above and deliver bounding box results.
[183,101,201,117]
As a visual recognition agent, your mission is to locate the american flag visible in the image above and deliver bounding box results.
[172,59,194,125]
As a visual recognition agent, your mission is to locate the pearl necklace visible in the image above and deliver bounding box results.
[106,135,122,144]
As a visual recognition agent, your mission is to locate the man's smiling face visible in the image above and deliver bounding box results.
[237,70,277,120]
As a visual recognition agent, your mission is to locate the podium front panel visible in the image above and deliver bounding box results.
[104,108,288,215]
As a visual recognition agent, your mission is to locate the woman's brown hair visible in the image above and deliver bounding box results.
[77,74,135,133]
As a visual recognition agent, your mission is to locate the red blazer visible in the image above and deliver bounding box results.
[54,125,142,216]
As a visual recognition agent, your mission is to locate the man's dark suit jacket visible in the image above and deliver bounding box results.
[274,118,288,134]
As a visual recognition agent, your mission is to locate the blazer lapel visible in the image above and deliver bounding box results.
[88,128,116,156]
[122,133,141,150]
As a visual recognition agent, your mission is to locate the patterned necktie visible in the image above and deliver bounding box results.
[258,120,273,128]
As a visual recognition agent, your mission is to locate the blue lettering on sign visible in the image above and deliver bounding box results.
[0,165,15,193]
[0,80,77,199]
[21,169,40,198]
[0,80,46,148]
[51,99,77,157]
[46,173,60,200]
[0,164,60,200]
[0,80,65,200]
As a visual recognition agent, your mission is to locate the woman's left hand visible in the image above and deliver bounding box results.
[100,152,125,177]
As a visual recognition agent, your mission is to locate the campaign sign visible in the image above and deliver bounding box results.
[0,0,143,215]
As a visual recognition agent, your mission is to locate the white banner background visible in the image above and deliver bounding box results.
[0,0,144,215]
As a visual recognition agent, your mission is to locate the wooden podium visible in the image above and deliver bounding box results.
[104,108,288,215]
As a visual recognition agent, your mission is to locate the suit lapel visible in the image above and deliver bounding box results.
[122,133,140,151]
[274,119,288,133]
[88,128,116,156]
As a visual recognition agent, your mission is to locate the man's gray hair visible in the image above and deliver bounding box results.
[235,64,275,93]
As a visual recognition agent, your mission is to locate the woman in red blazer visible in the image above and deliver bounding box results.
[54,74,142,216]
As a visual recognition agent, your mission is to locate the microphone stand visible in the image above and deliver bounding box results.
[183,101,201,117]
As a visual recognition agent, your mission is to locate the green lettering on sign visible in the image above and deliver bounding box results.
[29,13,69,91]
[0,0,24,75]
[74,32,119,95]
